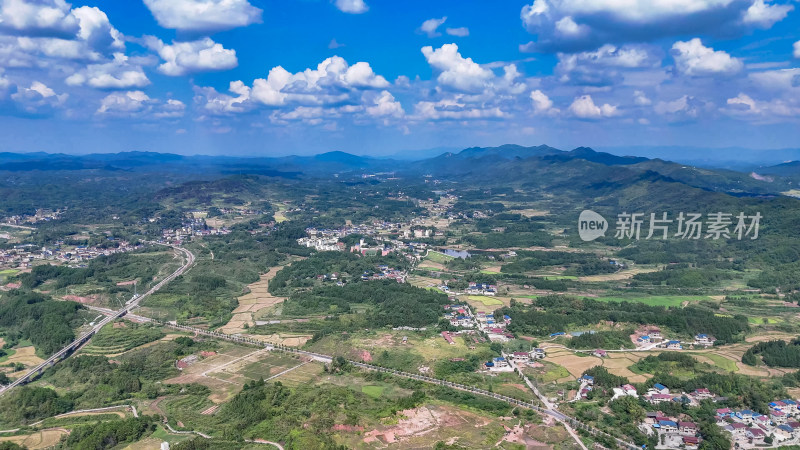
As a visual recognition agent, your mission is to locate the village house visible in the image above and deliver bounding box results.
[441,331,455,345]
[683,436,700,449]
[511,352,530,362]
[692,388,714,400]
[725,422,748,437]
[665,340,682,350]
[593,349,608,358]
[529,348,546,360]
[657,420,678,433]
[771,409,788,424]
[649,328,663,341]
[653,383,669,395]
[620,384,638,397]
[694,333,716,347]
[487,357,513,372]
[645,393,674,404]
[679,421,697,435]
[775,424,795,442]
[746,427,766,444]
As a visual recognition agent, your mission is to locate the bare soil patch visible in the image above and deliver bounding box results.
[219,267,288,334]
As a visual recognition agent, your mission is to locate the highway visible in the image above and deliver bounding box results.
[0,244,195,396]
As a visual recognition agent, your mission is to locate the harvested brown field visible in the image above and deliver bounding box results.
[6,346,44,367]
[579,266,659,282]
[0,429,67,449]
[539,346,600,381]
[418,261,446,271]
[540,345,649,382]
[219,267,288,334]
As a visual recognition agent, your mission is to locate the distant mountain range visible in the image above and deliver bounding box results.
[597,146,800,170]
[2,145,800,197]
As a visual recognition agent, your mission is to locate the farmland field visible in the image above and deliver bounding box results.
[590,295,712,307]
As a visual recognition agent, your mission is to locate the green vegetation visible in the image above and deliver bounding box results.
[0,386,73,425]
[567,330,635,350]
[145,225,303,325]
[269,251,408,295]
[592,295,708,307]
[0,290,84,355]
[361,385,385,398]
[18,249,171,291]
[500,250,616,276]
[85,322,165,354]
[0,337,216,426]
[501,295,749,343]
[282,280,448,328]
[212,379,426,448]
[62,416,156,449]
[743,338,800,367]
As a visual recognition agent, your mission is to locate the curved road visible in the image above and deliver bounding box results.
[0,244,195,396]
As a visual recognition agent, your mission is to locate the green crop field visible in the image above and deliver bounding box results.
[425,251,454,264]
[81,322,164,355]
[591,296,711,307]
[698,353,739,372]
[467,295,504,306]
[361,385,385,398]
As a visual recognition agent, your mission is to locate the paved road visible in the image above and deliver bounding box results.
[503,352,588,450]
[0,223,36,231]
[0,244,194,396]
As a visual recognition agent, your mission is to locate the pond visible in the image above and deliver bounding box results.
[442,249,471,259]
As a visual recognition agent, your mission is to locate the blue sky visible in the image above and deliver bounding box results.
[0,0,798,156]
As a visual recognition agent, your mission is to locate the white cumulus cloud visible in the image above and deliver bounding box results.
[742,0,793,28]
[0,0,78,37]
[144,36,237,76]
[11,80,68,114]
[142,0,262,31]
[65,53,149,89]
[671,38,743,76]
[197,56,390,115]
[530,89,557,114]
[568,94,617,119]
[71,6,124,54]
[334,0,368,14]
[419,17,446,37]
[794,40,800,59]
[413,96,506,120]
[97,90,184,119]
[365,90,403,118]
[633,90,652,106]
[446,27,469,37]
[723,92,800,119]
[421,43,494,92]
[519,0,793,52]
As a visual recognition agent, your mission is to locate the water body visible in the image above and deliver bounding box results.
[442,249,471,259]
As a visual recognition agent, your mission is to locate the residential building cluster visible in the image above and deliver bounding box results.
[161,217,230,243]
[642,383,718,406]
[466,282,497,296]
[361,265,407,283]
[642,412,702,449]
[298,236,345,252]
[718,400,800,446]
[3,209,63,225]
[633,327,716,350]
[0,241,144,269]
